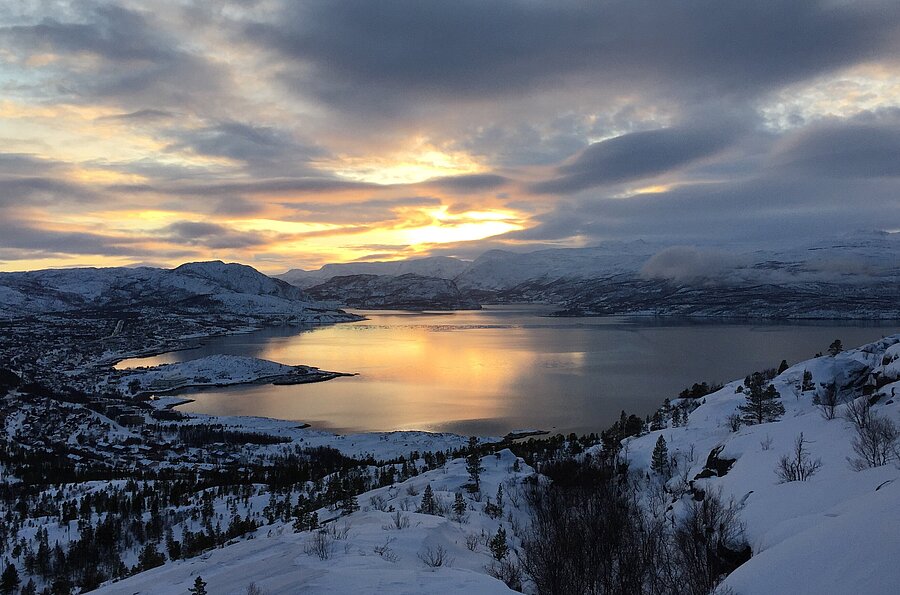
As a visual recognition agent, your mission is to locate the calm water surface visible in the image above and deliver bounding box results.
[117,306,899,435]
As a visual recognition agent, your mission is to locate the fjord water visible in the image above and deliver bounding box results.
[118,306,898,436]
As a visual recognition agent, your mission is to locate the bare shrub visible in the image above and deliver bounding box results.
[759,434,773,451]
[373,537,399,563]
[369,495,390,512]
[813,383,838,420]
[465,533,479,551]
[245,584,265,595]
[486,559,524,591]
[418,544,452,567]
[329,522,351,540]
[304,530,333,560]
[849,413,900,470]
[673,490,750,595]
[726,414,741,433]
[775,433,822,482]
[844,398,872,430]
[382,511,409,531]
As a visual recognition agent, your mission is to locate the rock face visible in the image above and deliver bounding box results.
[0,261,359,322]
[304,273,480,310]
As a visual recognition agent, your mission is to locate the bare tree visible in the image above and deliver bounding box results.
[844,398,872,430]
[849,414,900,470]
[813,383,838,420]
[776,433,822,482]
[304,530,333,560]
[673,490,750,595]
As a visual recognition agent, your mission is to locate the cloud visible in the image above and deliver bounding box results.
[96,109,176,121]
[244,0,900,114]
[639,246,742,283]
[166,121,327,174]
[160,221,268,249]
[776,122,900,177]
[0,4,228,106]
[531,125,738,194]
[423,173,509,192]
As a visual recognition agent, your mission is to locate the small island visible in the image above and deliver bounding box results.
[115,354,352,396]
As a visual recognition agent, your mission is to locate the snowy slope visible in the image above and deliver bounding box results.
[277,231,900,317]
[94,451,529,595]
[279,256,470,289]
[304,273,481,310]
[611,335,900,595]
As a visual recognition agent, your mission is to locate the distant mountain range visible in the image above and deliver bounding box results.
[279,231,900,318]
[0,260,357,322]
[2,231,897,320]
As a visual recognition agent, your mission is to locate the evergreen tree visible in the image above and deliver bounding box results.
[453,493,466,519]
[650,435,670,477]
[419,484,435,515]
[489,527,508,561]
[827,339,843,357]
[340,493,358,516]
[188,576,208,595]
[0,562,19,595]
[801,369,814,392]
[137,543,165,571]
[738,372,785,425]
[465,437,483,492]
[20,578,36,595]
[777,359,789,374]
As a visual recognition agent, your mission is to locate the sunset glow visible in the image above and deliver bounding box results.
[1,1,898,274]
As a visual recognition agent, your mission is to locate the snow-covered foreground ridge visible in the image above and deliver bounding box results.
[617,334,900,595]
[97,335,900,594]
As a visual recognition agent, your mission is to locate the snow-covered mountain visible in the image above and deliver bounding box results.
[304,273,481,310]
[0,260,358,322]
[278,231,900,318]
[279,256,470,289]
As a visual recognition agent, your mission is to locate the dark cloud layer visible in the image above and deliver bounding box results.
[532,125,739,194]
[246,0,900,111]
[2,1,900,268]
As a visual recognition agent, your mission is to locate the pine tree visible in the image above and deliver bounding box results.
[465,437,483,492]
[419,484,435,515]
[777,359,789,374]
[489,527,508,561]
[650,435,670,477]
[453,493,466,519]
[20,578,36,595]
[801,369,814,392]
[137,543,165,572]
[738,372,785,425]
[0,562,19,595]
[827,339,843,357]
[340,493,359,516]
[189,576,208,595]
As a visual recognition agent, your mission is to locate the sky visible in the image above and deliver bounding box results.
[1,0,899,274]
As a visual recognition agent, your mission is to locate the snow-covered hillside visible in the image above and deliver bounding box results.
[0,261,359,321]
[93,450,529,595]
[277,231,900,318]
[304,273,481,310]
[613,334,900,595]
[91,334,900,594]
[279,256,470,289]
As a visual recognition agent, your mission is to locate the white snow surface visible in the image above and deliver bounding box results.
[98,334,900,594]
[95,451,528,595]
[116,354,337,393]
